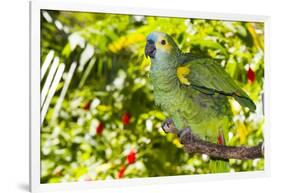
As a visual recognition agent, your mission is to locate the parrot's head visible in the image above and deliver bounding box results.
[145,32,180,66]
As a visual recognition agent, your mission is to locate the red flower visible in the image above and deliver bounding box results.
[96,122,104,135]
[127,150,136,164]
[83,101,91,110]
[121,112,131,125]
[217,134,224,145]
[247,67,255,83]
[117,165,126,179]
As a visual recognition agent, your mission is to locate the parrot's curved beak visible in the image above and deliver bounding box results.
[145,41,156,59]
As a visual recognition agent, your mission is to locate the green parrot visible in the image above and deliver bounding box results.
[145,31,256,173]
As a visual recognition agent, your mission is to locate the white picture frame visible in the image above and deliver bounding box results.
[29,0,271,192]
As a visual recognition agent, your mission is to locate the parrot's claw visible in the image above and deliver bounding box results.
[161,118,174,133]
[178,128,192,144]
[161,118,178,134]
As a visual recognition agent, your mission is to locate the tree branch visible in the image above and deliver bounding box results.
[162,119,264,160]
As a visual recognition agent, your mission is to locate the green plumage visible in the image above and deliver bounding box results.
[185,58,256,112]
[146,31,256,173]
[150,58,232,142]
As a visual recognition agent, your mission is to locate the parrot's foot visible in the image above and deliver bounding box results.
[178,128,192,144]
[161,118,178,134]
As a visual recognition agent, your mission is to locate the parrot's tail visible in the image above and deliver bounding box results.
[209,159,230,173]
[233,92,256,112]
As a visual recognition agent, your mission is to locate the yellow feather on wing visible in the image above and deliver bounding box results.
[176,66,190,85]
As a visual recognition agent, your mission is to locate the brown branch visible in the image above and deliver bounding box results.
[180,129,263,160]
[162,119,264,160]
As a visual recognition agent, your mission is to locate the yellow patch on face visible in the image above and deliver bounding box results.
[177,66,190,85]
[155,34,173,53]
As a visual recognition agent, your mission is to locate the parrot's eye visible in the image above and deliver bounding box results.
[160,39,166,45]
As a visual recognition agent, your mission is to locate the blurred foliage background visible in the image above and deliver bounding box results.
[40,10,264,183]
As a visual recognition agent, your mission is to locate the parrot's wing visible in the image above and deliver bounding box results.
[177,58,256,112]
